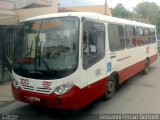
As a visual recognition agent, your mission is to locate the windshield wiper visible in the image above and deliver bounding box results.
[33,19,52,72]
[29,40,34,58]
[23,40,34,58]
[34,19,43,70]
[37,42,52,72]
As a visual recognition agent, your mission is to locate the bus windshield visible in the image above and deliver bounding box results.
[13,17,79,80]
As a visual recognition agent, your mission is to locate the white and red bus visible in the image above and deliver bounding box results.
[12,12,158,110]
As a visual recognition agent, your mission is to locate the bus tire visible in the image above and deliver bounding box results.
[104,75,116,100]
[143,59,149,74]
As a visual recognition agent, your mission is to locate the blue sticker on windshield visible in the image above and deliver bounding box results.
[107,62,112,72]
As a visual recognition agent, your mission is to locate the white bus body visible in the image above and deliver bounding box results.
[12,12,158,110]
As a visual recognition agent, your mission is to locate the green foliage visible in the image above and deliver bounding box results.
[112,3,133,19]
[136,2,160,31]
[136,2,159,18]
[111,2,160,32]
[156,11,160,31]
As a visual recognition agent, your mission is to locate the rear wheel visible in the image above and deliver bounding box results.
[104,75,116,100]
[143,59,149,74]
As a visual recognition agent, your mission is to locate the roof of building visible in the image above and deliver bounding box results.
[0,1,15,10]
[21,3,50,9]
[58,7,76,12]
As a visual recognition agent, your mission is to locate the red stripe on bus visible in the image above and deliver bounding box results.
[119,54,157,83]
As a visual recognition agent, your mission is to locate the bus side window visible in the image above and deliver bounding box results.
[125,26,136,48]
[108,24,125,51]
[150,28,156,43]
[136,27,145,46]
[144,28,151,44]
[83,21,105,69]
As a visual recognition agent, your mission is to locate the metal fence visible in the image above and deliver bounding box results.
[0,25,17,83]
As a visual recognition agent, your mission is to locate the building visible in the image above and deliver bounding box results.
[0,0,59,83]
[13,0,58,21]
[0,1,15,10]
[59,5,112,16]
[0,1,19,83]
[4,0,53,9]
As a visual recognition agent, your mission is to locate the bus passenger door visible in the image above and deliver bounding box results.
[82,21,106,100]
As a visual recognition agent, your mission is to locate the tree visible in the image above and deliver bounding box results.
[112,3,132,19]
[136,2,160,31]
[156,11,160,31]
[136,2,159,22]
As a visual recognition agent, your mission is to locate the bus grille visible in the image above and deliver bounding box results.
[36,87,52,94]
[22,85,34,91]
[21,86,53,94]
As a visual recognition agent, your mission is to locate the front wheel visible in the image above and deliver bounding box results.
[104,75,116,100]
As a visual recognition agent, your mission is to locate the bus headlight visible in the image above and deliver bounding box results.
[12,77,20,89]
[53,82,74,95]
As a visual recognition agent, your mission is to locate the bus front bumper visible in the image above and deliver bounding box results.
[11,84,84,110]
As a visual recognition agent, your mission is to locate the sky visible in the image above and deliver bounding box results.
[59,0,160,11]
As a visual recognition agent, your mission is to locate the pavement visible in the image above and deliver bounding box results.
[0,81,15,108]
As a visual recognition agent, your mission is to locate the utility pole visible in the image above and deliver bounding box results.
[155,16,156,26]
[104,0,107,15]
[133,7,135,20]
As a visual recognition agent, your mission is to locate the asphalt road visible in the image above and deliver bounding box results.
[0,58,160,120]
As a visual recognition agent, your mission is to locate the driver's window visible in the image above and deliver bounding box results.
[83,21,105,69]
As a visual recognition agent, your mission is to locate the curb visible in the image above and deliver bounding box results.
[0,81,15,108]
[0,100,15,108]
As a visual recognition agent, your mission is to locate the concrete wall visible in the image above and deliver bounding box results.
[0,1,18,25]
[14,0,54,8]
[0,10,19,25]
[14,7,58,21]
[0,1,15,10]
[66,5,112,16]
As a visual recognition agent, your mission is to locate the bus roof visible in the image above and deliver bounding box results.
[23,12,155,29]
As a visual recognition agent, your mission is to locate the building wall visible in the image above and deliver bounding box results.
[0,1,15,10]
[65,5,112,16]
[0,1,18,25]
[14,0,58,21]
[14,7,58,21]
[0,10,19,25]
[12,0,56,9]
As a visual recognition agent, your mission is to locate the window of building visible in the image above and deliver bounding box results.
[108,24,125,51]
[83,21,105,69]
